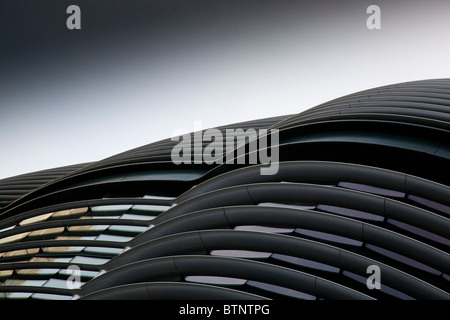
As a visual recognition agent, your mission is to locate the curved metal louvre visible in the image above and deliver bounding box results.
[0,79,449,300]
[0,163,91,209]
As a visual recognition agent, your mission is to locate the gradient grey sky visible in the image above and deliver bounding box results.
[1,0,450,180]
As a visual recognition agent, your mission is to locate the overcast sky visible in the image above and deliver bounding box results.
[1,0,450,180]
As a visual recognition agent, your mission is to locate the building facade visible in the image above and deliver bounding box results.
[0,79,449,300]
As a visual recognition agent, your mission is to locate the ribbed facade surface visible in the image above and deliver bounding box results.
[0,79,449,300]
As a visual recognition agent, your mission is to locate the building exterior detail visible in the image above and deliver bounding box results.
[0,79,449,300]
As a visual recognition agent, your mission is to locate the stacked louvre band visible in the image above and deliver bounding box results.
[0,78,449,300]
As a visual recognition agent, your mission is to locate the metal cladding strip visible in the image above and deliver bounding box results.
[300,85,450,107]
[0,163,188,216]
[274,79,450,129]
[0,163,91,208]
[279,131,450,161]
[156,183,450,238]
[175,161,450,207]
[298,106,450,125]
[273,115,450,139]
[0,286,74,296]
[309,95,450,108]
[298,100,450,118]
[67,115,290,175]
[277,114,450,136]
[0,115,288,214]
[128,206,449,273]
[99,230,449,299]
[299,108,450,126]
[79,255,373,300]
[80,282,270,300]
[276,113,450,136]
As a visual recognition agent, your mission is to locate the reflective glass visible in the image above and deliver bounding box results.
[31,293,72,300]
[342,270,413,300]
[185,276,246,285]
[366,244,441,275]
[247,280,315,300]
[0,232,30,245]
[316,204,384,222]
[271,253,340,273]
[408,194,450,215]
[210,250,271,259]
[295,228,363,246]
[235,225,294,234]
[19,213,53,226]
[338,182,405,198]
[70,256,109,265]
[387,219,450,246]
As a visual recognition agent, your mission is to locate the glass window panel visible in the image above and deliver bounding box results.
[0,225,16,233]
[56,236,96,241]
[86,215,119,220]
[366,244,441,275]
[316,204,384,222]
[342,270,413,300]
[83,246,124,255]
[407,194,450,215]
[107,225,148,233]
[41,236,95,254]
[120,213,155,221]
[95,234,132,242]
[387,219,450,246]
[70,256,109,265]
[43,278,75,289]
[210,250,271,259]
[31,293,72,300]
[52,207,88,219]
[28,227,64,238]
[247,280,315,300]
[1,248,39,259]
[131,204,171,212]
[0,270,13,279]
[271,253,340,273]
[30,257,72,263]
[5,292,33,299]
[294,228,363,246]
[70,207,89,215]
[2,279,46,287]
[185,276,246,285]
[16,268,60,276]
[58,269,99,279]
[42,246,85,253]
[258,202,316,210]
[19,213,53,226]
[234,225,294,234]
[91,205,132,214]
[0,232,30,245]
[122,170,205,182]
[68,224,109,232]
[338,182,405,198]
[143,194,176,200]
